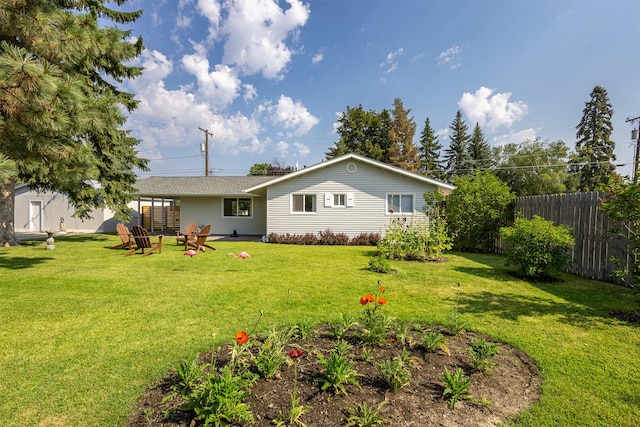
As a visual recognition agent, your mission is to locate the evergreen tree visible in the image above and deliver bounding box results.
[388,98,419,171]
[0,0,147,245]
[571,86,616,191]
[468,123,492,171]
[418,117,445,180]
[444,111,471,179]
[326,105,392,162]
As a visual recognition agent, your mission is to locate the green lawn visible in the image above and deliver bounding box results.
[1,234,639,426]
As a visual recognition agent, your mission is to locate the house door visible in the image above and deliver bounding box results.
[29,201,43,232]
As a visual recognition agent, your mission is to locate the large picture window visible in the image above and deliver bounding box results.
[292,194,316,213]
[224,198,252,217]
[387,194,413,214]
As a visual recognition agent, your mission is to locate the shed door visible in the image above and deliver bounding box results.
[29,201,43,232]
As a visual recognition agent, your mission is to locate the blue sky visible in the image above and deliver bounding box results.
[121,0,640,178]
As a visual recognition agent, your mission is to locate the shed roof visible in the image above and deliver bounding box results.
[133,176,276,197]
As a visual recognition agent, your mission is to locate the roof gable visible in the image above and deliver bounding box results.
[244,153,454,193]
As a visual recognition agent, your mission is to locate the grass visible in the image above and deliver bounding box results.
[1,234,639,426]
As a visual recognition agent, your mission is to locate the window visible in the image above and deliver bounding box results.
[292,194,316,213]
[387,194,414,214]
[224,198,252,217]
[333,193,346,206]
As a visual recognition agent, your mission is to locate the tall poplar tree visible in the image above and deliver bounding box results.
[468,123,492,171]
[444,111,471,179]
[571,86,616,191]
[0,0,148,245]
[418,117,445,180]
[388,98,419,171]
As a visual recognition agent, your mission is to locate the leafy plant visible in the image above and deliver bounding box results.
[316,342,362,395]
[500,215,575,280]
[421,330,447,353]
[346,401,387,426]
[446,170,514,252]
[600,178,640,288]
[255,336,287,379]
[368,255,391,273]
[467,337,500,373]
[358,285,391,344]
[442,367,473,409]
[378,355,411,391]
[173,353,207,395]
[330,314,357,339]
[183,364,258,426]
[274,349,310,427]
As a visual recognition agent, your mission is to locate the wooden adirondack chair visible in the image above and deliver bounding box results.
[187,224,216,251]
[110,223,133,250]
[176,221,198,246]
[125,225,163,257]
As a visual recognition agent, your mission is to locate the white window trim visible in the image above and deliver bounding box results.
[222,197,254,218]
[291,193,318,214]
[324,192,354,208]
[385,193,415,215]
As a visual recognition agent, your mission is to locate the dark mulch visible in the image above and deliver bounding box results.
[128,325,541,427]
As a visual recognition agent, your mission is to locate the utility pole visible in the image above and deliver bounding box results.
[198,127,214,176]
[625,116,640,184]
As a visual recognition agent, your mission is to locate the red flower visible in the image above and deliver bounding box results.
[365,294,375,303]
[377,297,387,305]
[235,330,249,345]
[289,349,304,359]
[387,337,397,342]
[360,296,369,305]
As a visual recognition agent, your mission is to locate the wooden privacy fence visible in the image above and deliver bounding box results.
[512,192,631,283]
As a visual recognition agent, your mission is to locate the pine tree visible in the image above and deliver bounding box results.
[468,123,492,171]
[388,98,419,171]
[571,86,616,191]
[326,105,392,162]
[418,117,445,180]
[444,111,471,179]
[0,0,148,245]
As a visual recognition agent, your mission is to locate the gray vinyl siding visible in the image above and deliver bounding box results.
[180,195,267,236]
[265,159,438,237]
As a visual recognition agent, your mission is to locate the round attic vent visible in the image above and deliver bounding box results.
[346,162,357,173]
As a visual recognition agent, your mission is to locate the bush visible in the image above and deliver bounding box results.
[350,232,380,246]
[446,171,514,252]
[377,213,451,262]
[500,215,575,280]
[318,229,350,245]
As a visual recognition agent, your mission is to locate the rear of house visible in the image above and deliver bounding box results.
[245,155,453,238]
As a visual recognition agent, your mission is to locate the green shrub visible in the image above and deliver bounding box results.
[442,367,472,409]
[467,337,500,373]
[600,178,640,288]
[446,171,514,252]
[500,215,575,280]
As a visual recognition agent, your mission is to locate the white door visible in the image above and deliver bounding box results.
[29,201,43,232]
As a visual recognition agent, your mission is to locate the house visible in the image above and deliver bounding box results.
[133,154,454,238]
[14,184,119,233]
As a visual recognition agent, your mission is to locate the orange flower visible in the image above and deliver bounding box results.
[379,286,385,293]
[377,297,387,305]
[235,330,249,345]
[365,294,375,303]
[360,296,370,305]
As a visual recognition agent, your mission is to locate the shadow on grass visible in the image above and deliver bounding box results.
[0,252,54,269]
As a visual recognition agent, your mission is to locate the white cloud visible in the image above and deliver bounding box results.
[243,84,257,101]
[458,87,528,131]
[276,140,289,157]
[220,0,310,79]
[437,45,462,69]
[293,142,310,156]
[312,51,324,64]
[491,128,539,146]
[380,47,403,74]
[182,53,241,110]
[272,95,319,136]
